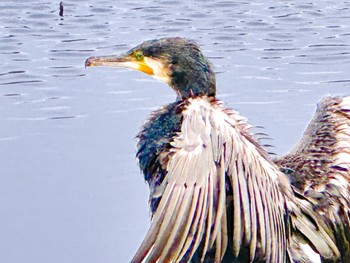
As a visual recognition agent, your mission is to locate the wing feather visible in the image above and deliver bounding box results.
[131,182,176,262]
[231,159,243,257]
[210,158,226,246]
[177,186,204,260]
[182,185,208,260]
[133,97,288,262]
[247,172,258,261]
[236,157,251,244]
[158,186,194,261]
[147,186,184,261]
[276,96,350,261]
[249,161,267,255]
[201,165,214,261]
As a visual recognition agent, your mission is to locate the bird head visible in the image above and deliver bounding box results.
[85,37,216,100]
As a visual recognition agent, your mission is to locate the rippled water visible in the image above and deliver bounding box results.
[1,1,350,262]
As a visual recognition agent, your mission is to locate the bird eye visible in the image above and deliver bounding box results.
[134,51,144,61]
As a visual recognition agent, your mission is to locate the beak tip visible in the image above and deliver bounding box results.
[85,57,94,68]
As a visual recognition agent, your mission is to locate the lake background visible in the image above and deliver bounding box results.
[1,1,349,262]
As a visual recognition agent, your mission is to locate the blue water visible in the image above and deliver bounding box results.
[1,1,350,262]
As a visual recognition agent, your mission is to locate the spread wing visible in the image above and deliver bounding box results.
[132,97,287,262]
[276,96,350,260]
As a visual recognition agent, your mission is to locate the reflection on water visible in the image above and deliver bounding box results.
[0,1,350,262]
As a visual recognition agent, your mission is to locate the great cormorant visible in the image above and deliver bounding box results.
[85,37,349,262]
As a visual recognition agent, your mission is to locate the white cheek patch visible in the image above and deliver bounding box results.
[144,57,171,84]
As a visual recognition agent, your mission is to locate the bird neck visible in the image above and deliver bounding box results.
[169,56,216,100]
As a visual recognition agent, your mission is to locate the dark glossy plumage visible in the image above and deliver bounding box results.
[85,37,349,262]
[136,101,182,212]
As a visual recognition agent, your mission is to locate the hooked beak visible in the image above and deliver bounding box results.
[85,54,154,75]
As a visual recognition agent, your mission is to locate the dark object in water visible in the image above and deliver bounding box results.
[59,1,64,17]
